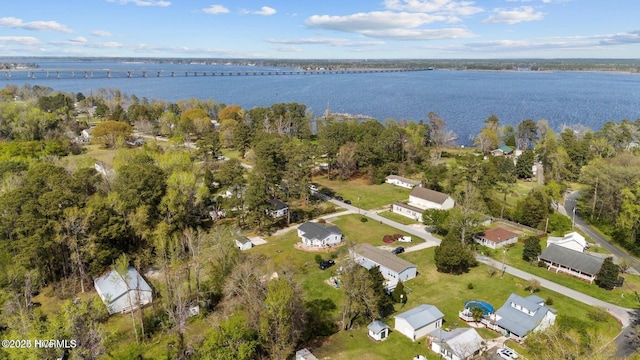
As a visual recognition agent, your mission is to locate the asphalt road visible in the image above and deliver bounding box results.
[565,191,640,274]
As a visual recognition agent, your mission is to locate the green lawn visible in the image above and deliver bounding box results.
[496,241,640,308]
[332,214,412,246]
[313,247,621,360]
[378,210,419,225]
[313,177,411,210]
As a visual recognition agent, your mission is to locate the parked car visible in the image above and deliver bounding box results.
[319,259,335,270]
[497,348,519,360]
[335,195,344,201]
[344,199,352,204]
[392,246,405,255]
[309,184,319,192]
[398,236,412,243]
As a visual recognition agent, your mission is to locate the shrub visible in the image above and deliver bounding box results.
[393,233,404,240]
[545,296,553,306]
[317,218,327,224]
[314,254,323,264]
[383,235,394,243]
[467,282,474,290]
[587,307,610,322]
[360,217,368,223]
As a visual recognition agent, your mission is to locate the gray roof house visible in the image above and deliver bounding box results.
[539,244,605,283]
[94,266,153,315]
[385,175,422,189]
[428,328,484,360]
[297,222,343,248]
[394,304,445,341]
[266,198,289,219]
[351,243,417,287]
[487,293,556,341]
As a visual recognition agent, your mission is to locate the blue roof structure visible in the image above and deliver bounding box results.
[395,304,444,330]
[495,293,556,337]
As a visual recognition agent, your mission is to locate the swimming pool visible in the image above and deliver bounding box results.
[464,300,494,315]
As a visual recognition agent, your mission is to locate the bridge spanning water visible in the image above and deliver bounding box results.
[2,67,432,80]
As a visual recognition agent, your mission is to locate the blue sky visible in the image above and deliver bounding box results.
[1,0,640,59]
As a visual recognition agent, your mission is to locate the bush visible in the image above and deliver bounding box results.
[587,307,610,322]
[314,254,323,264]
[393,233,404,240]
[360,217,368,223]
[545,296,553,306]
[317,218,327,224]
[383,235,394,243]
[467,282,474,290]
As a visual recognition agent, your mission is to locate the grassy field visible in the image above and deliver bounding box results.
[332,214,413,246]
[312,247,622,360]
[313,176,411,210]
[496,240,640,308]
[378,210,419,225]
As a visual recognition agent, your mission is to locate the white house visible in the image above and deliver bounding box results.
[235,236,254,251]
[394,304,444,341]
[473,227,520,249]
[428,328,484,360]
[546,232,588,253]
[539,244,604,283]
[94,266,153,315]
[408,187,455,211]
[391,202,426,222]
[266,198,289,219]
[351,243,417,288]
[297,222,343,248]
[385,175,422,189]
[367,320,391,342]
[485,294,556,341]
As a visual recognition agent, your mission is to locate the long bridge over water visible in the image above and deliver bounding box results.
[2,67,433,80]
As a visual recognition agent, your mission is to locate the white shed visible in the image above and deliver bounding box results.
[94,266,153,315]
[394,304,444,341]
[235,236,254,251]
[368,320,391,341]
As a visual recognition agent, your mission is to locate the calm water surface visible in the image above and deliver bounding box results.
[3,60,640,144]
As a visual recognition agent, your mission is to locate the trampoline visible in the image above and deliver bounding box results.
[464,300,494,315]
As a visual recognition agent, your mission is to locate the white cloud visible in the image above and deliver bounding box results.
[0,17,73,33]
[107,0,171,6]
[0,36,40,46]
[70,36,88,43]
[202,5,230,14]
[255,6,276,16]
[241,6,277,16]
[272,46,302,52]
[306,11,476,40]
[483,6,544,24]
[267,37,385,47]
[383,0,483,16]
[91,30,113,37]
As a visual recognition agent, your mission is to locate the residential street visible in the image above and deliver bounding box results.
[564,191,640,274]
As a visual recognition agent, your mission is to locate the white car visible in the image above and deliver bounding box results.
[309,185,319,192]
[398,236,412,243]
[497,348,519,360]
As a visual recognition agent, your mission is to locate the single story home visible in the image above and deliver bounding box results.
[491,145,514,156]
[235,236,254,251]
[391,202,426,222]
[409,187,455,211]
[539,244,604,283]
[394,304,444,341]
[295,348,319,360]
[473,227,519,249]
[266,198,289,219]
[546,232,588,253]
[385,175,422,189]
[485,293,556,341]
[367,320,391,342]
[297,222,343,248]
[428,328,484,360]
[94,266,153,315]
[351,243,417,287]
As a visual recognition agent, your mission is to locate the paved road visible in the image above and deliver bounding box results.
[565,191,640,274]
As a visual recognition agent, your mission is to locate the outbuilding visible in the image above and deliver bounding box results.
[394,304,444,341]
[94,266,153,315]
[367,320,391,342]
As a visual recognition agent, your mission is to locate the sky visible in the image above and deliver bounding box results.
[1,0,640,59]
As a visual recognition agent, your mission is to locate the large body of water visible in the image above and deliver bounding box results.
[3,60,640,144]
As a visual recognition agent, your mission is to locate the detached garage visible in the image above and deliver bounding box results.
[394,304,444,341]
[94,266,153,315]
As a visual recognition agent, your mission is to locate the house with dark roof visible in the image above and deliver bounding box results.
[94,266,153,315]
[484,293,556,341]
[297,222,342,248]
[392,187,454,222]
[385,175,422,189]
[394,304,444,341]
[351,243,417,287]
[266,198,289,219]
[427,328,485,360]
[473,227,519,249]
[539,244,604,283]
